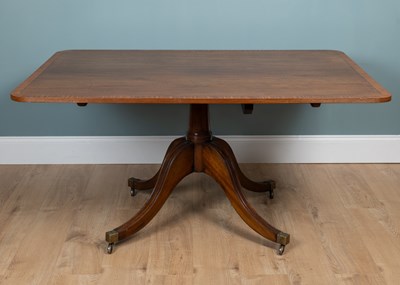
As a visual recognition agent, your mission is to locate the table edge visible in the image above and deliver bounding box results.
[10,50,392,104]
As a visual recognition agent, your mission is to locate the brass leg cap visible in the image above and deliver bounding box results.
[277,232,290,245]
[105,230,119,243]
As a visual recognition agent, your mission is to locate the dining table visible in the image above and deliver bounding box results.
[11,50,391,255]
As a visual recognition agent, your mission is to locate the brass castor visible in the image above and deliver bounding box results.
[262,180,275,199]
[130,188,137,197]
[107,243,114,254]
[277,244,285,255]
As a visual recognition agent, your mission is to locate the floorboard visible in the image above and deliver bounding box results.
[0,164,399,285]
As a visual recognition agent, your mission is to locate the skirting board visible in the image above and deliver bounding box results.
[0,135,399,164]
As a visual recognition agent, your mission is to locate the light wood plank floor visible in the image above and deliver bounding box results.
[1,164,400,285]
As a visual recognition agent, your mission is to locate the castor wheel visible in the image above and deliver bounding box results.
[277,244,285,255]
[268,189,274,199]
[107,243,114,254]
[130,188,137,197]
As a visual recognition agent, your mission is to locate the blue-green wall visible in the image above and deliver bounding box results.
[1,0,399,136]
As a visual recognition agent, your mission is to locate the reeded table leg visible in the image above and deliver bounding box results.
[202,141,289,254]
[128,137,186,196]
[212,137,276,198]
[106,140,194,253]
[106,104,290,255]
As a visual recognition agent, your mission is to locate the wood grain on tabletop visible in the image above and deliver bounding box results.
[11,50,391,104]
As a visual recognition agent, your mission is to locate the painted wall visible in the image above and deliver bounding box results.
[1,0,399,136]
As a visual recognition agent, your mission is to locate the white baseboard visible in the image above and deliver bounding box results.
[0,135,399,164]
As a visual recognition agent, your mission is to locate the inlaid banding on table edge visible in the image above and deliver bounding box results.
[11,50,391,104]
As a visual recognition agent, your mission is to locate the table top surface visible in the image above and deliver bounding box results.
[11,50,391,104]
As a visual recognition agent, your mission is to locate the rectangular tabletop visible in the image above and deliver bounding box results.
[11,50,391,104]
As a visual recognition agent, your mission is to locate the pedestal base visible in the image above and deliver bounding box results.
[106,104,290,255]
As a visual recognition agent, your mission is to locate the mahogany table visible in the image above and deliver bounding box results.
[11,50,391,255]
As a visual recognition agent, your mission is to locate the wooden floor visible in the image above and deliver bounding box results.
[0,164,400,285]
